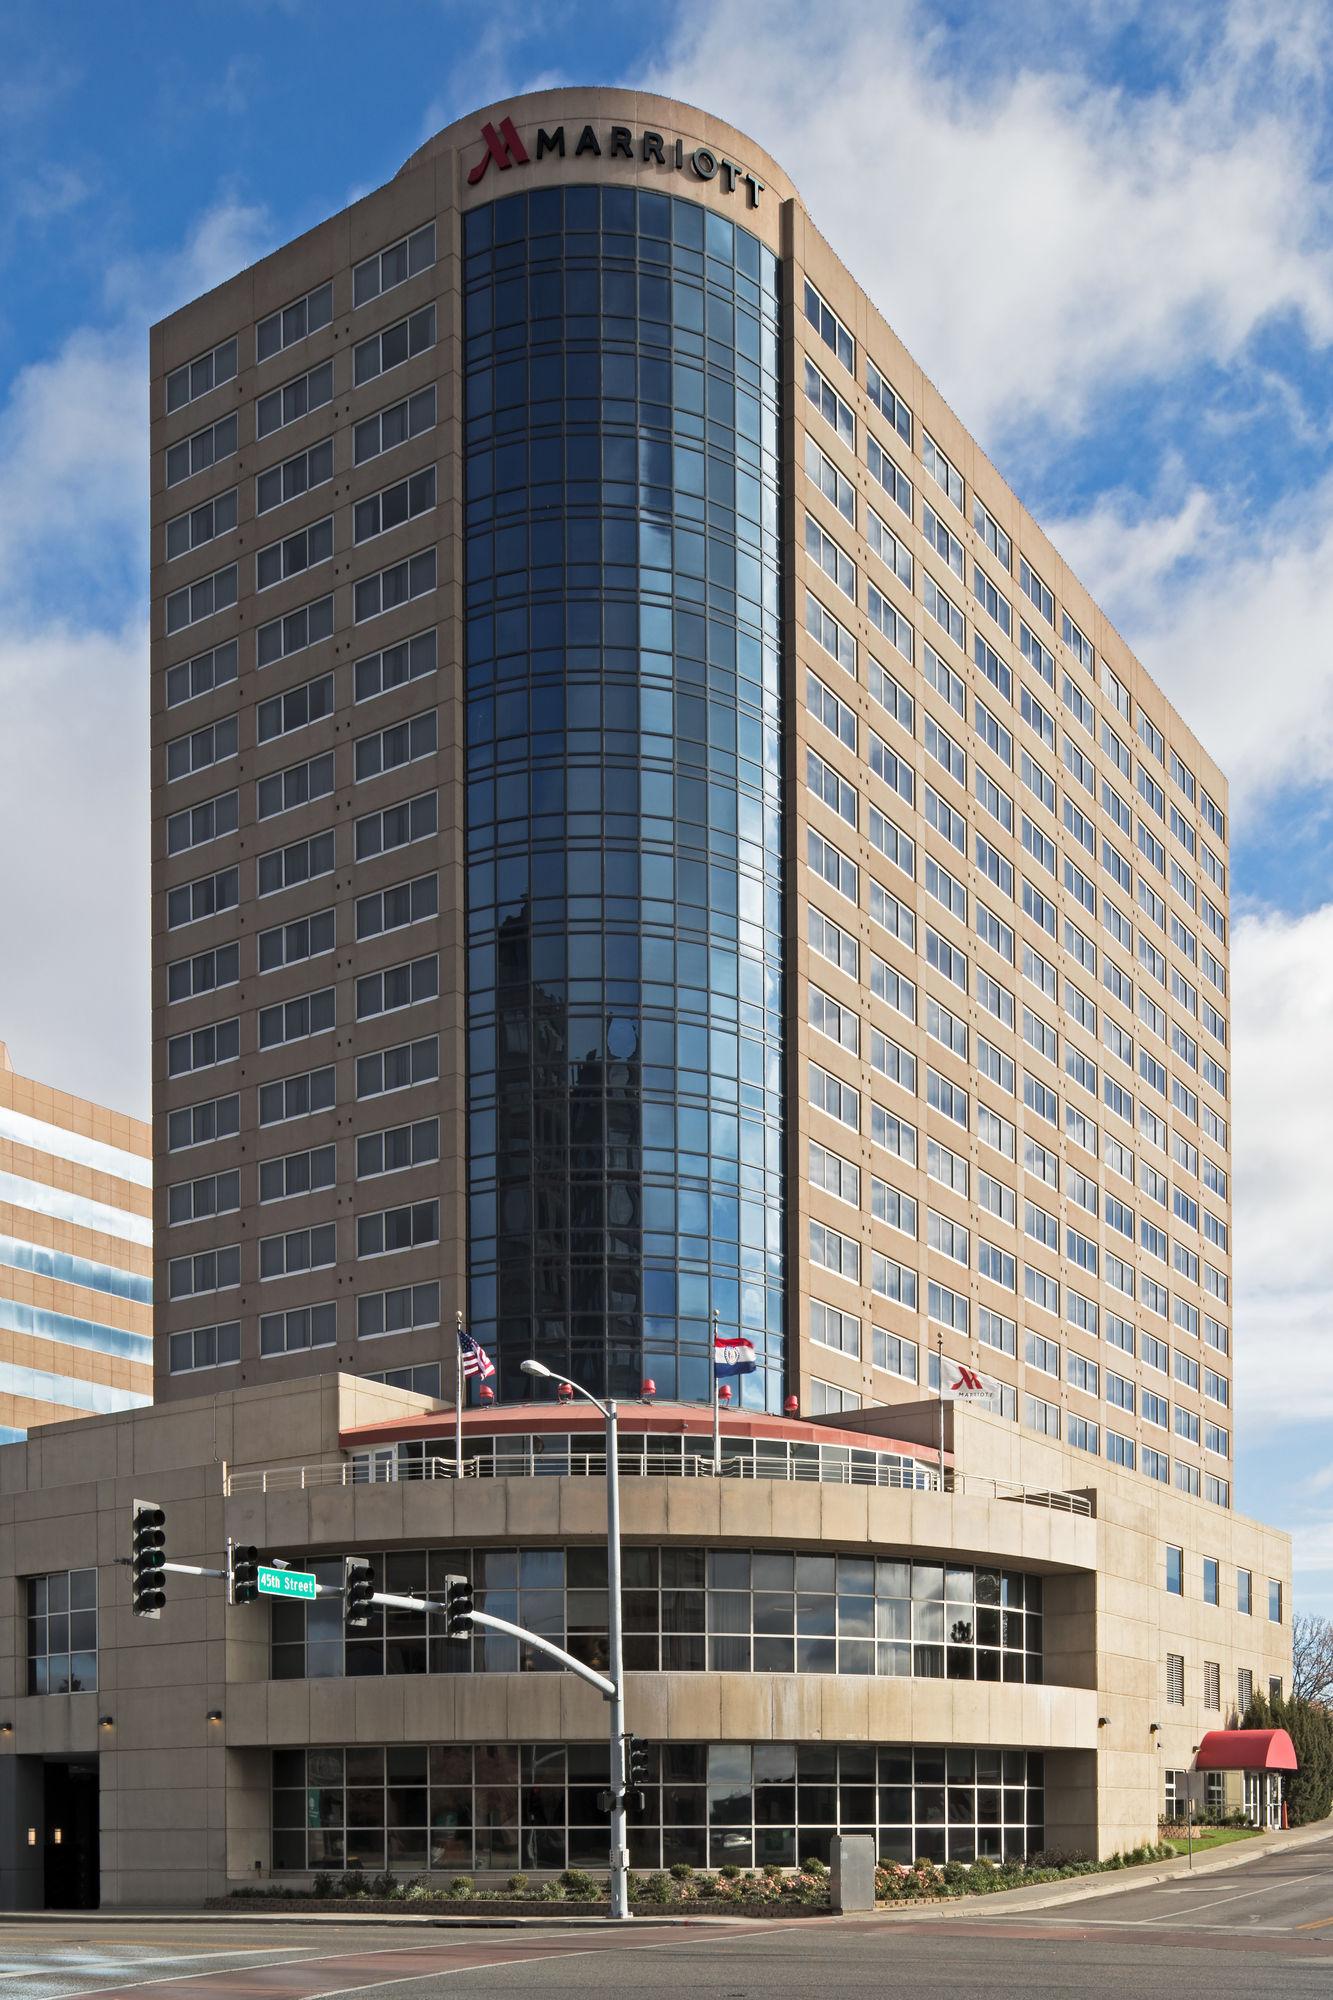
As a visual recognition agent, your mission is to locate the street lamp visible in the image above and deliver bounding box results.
[521,1356,630,1922]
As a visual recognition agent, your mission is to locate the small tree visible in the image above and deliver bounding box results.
[1291,1614,1333,1706]
[1241,1687,1333,1826]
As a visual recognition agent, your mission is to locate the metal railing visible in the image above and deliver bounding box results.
[223,1445,1091,1514]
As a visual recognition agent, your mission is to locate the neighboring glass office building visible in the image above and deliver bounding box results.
[69,89,1285,1904]
[0,1040,151,1439]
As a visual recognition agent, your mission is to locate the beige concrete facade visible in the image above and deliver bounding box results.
[0,1374,1289,1903]
[0,1041,152,1435]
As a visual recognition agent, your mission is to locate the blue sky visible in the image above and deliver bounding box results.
[1,0,1331,1609]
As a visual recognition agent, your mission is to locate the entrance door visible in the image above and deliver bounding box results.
[1244,1772,1261,1826]
[43,1761,99,1909]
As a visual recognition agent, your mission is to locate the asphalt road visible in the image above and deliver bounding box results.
[3,1835,1332,2000]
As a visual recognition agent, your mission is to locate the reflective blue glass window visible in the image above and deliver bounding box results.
[465,187,784,1405]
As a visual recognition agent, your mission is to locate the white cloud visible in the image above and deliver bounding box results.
[1230,903,1333,1433]
[0,620,149,1113]
[648,0,1333,439]
[1048,476,1333,810]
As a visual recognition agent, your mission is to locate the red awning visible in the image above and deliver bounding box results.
[1195,1728,1298,1772]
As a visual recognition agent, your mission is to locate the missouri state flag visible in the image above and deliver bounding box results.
[714,1333,758,1378]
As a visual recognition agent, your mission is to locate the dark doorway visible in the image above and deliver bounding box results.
[43,1761,99,1909]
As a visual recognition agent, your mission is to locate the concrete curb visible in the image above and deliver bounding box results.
[0,1910,756,1929]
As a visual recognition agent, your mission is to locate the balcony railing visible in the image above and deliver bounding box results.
[222,1436,1092,1515]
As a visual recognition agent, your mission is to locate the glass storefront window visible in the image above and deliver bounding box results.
[272,1741,1044,1873]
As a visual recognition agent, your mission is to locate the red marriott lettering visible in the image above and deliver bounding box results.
[467,117,530,185]
[466,116,764,207]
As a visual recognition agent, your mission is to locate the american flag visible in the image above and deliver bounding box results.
[457,1328,496,1381]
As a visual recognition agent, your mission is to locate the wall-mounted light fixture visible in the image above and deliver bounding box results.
[1149,1721,1161,1735]
[98,1714,114,1729]
[26,1827,36,1847]
[51,1828,62,1846]
[0,1721,12,1735]
[1098,1716,1110,1728]
[206,1709,223,1724]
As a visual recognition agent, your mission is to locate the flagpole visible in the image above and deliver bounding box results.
[455,1310,464,1478]
[935,1329,945,1492]
[712,1307,721,1472]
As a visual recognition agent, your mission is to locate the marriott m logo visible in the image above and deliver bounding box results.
[467,117,529,186]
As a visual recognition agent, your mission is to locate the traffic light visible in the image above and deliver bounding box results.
[131,1499,167,1619]
[344,1556,376,1629]
[230,1544,260,1606]
[444,1574,474,1638]
[626,1735,650,1809]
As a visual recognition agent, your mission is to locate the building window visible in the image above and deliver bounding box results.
[1202,1557,1219,1606]
[353,305,436,388]
[271,1546,1043,1690]
[1166,1653,1185,1705]
[1204,1660,1220,1709]
[365,1364,442,1398]
[166,335,237,413]
[1238,1668,1253,1713]
[1163,1768,1188,1817]
[165,561,238,636]
[256,360,334,440]
[1165,1545,1183,1595]
[809,1378,861,1416]
[272,1739,1045,1874]
[1268,1579,1283,1623]
[257,279,333,363]
[353,222,435,307]
[168,1321,240,1375]
[357,1282,441,1341]
[1269,1677,1283,1704]
[260,1304,337,1357]
[27,1570,97,1693]
[1237,1569,1252,1616]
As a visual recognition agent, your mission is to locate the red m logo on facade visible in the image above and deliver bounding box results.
[467,118,530,186]
[950,1367,985,1393]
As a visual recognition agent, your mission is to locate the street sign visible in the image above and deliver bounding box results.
[257,1566,317,1600]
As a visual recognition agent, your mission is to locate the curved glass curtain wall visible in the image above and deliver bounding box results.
[463,186,784,1406]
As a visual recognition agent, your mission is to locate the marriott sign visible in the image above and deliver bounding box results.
[467,115,766,207]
